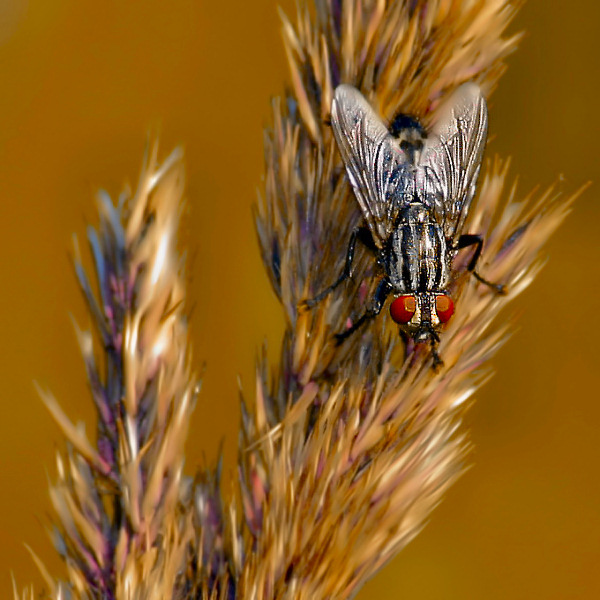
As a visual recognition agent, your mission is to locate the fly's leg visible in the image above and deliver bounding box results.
[455,234,506,294]
[427,328,443,371]
[300,229,358,310]
[300,226,376,310]
[334,278,391,345]
[405,327,443,370]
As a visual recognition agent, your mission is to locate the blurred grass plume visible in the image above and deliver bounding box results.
[15,0,584,599]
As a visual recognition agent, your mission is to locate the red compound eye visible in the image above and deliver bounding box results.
[435,294,455,323]
[390,295,416,324]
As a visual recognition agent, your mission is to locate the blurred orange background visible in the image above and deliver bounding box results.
[0,1,598,598]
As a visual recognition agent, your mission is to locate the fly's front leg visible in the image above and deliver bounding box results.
[455,234,506,294]
[400,326,443,370]
[300,226,375,310]
[427,328,443,371]
[334,278,392,345]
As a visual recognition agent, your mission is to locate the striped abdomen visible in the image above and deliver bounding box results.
[387,204,449,293]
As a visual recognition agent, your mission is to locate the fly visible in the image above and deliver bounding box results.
[302,83,505,367]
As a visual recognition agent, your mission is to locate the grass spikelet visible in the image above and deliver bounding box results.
[247,0,583,597]
[23,146,198,599]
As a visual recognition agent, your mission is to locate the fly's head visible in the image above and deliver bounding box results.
[389,292,455,344]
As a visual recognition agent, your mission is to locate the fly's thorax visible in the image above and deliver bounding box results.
[386,204,450,293]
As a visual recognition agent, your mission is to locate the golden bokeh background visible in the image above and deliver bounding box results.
[0,1,598,597]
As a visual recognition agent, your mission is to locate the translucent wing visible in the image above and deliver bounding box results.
[331,84,414,247]
[419,83,488,241]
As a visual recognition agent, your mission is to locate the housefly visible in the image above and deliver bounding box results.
[302,83,504,366]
